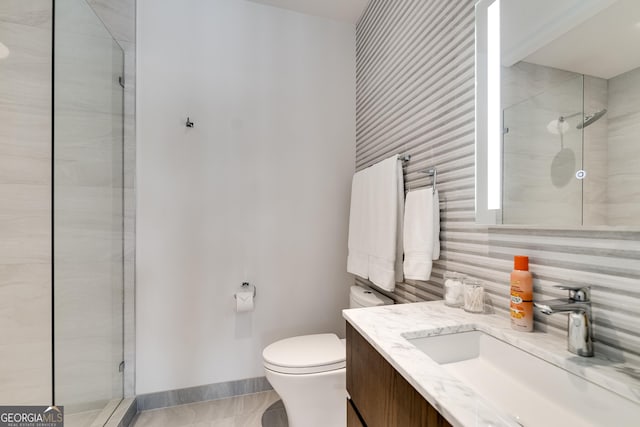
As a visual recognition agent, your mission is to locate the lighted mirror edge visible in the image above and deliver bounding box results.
[486,0,501,211]
[474,0,501,225]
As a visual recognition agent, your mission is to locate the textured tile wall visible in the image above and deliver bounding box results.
[356,0,640,366]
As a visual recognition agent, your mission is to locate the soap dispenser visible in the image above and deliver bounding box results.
[510,255,533,332]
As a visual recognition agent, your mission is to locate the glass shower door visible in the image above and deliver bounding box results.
[53,0,124,423]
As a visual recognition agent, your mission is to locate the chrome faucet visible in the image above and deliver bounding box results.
[534,286,594,357]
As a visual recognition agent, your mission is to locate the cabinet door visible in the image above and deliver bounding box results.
[347,322,394,426]
[347,399,366,427]
[346,322,452,427]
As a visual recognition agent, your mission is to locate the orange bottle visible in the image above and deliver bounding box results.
[510,255,533,331]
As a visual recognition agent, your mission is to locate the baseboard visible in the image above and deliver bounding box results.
[136,376,273,412]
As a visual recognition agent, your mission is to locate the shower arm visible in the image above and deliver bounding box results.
[558,112,582,121]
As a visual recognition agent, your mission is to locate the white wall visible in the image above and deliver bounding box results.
[136,0,355,394]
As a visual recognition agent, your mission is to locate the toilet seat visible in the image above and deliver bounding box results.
[263,333,345,375]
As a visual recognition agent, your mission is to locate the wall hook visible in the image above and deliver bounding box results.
[186,117,194,128]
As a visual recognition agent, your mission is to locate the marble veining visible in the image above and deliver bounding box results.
[343,301,640,427]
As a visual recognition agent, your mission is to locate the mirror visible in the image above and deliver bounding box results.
[475,0,640,227]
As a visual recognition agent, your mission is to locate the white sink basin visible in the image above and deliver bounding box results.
[408,330,640,427]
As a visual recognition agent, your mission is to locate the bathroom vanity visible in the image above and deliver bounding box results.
[346,322,451,427]
[343,302,640,427]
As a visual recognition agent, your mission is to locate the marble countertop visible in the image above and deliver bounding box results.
[342,301,640,427]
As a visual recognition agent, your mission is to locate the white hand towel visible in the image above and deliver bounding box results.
[347,168,370,279]
[368,156,402,291]
[403,188,440,280]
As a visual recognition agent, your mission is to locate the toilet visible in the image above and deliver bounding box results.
[262,285,393,427]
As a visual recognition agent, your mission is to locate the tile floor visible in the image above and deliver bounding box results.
[65,410,102,427]
[132,391,288,427]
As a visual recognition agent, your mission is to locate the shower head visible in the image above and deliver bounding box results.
[577,109,607,129]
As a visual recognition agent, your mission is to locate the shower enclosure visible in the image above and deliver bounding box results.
[54,0,125,423]
[0,0,124,425]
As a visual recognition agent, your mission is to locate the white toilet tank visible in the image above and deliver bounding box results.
[349,285,394,308]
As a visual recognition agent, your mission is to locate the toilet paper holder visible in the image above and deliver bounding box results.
[234,282,256,299]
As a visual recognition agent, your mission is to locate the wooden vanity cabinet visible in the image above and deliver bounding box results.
[346,322,452,427]
[347,398,366,427]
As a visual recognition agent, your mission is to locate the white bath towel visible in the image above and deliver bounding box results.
[368,156,403,291]
[347,168,370,279]
[403,188,441,280]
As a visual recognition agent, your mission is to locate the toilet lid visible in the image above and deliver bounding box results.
[263,333,346,374]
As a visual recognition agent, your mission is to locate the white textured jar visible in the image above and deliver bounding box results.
[443,272,466,307]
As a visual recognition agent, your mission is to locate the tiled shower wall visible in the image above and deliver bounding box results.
[0,0,53,405]
[355,0,640,365]
[608,67,640,225]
